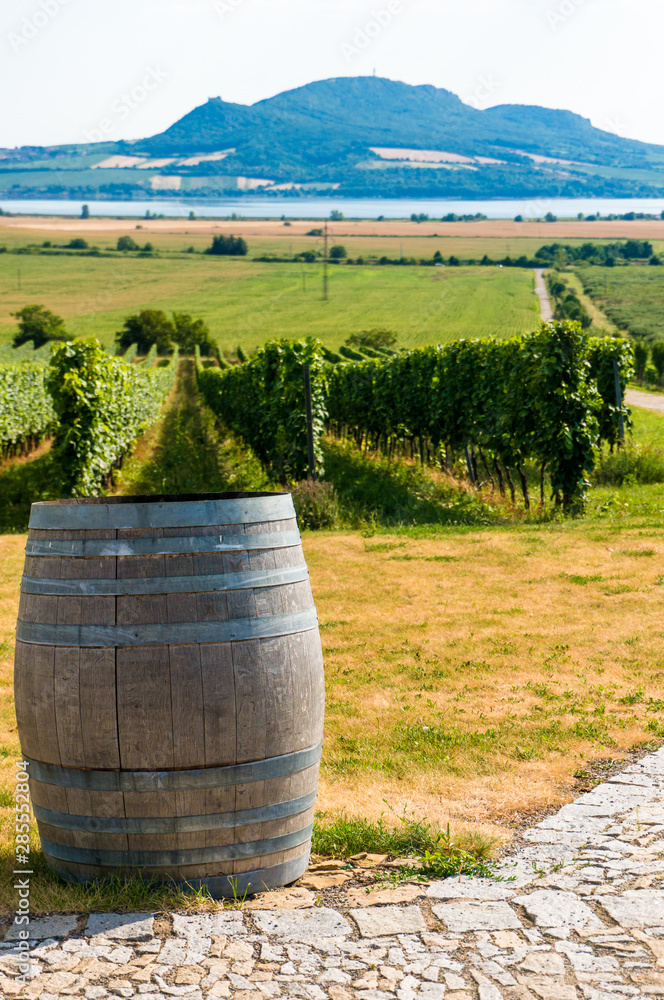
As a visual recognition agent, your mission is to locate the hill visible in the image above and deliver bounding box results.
[3,77,664,202]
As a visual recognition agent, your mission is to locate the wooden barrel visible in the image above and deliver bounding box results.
[14,492,324,898]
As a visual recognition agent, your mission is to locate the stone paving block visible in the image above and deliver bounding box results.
[419,984,447,999]
[252,908,352,943]
[600,890,664,927]
[517,976,579,1000]
[576,785,654,814]
[172,913,245,938]
[427,877,515,901]
[518,952,566,976]
[4,916,78,940]
[85,913,154,941]
[523,830,596,848]
[478,984,503,1000]
[432,900,522,933]
[513,890,605,930]
[351,906,427,938]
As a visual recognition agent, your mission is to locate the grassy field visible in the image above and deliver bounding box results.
[1,360,664,909]
[0,252,541,354]
[578,265,664,342]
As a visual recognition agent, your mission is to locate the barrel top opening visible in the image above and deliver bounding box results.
[32,491,290,507]
[29,492,297,531]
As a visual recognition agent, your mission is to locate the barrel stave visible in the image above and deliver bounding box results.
[167,592,198,623]
[54,647,86,767]
[200,644,236,764]
[169,645,205,770]
[117,645,174,770]
[63,557,117,580]
[233,639,268,764]
[79,647,120,768]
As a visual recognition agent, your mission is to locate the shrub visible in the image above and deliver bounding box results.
[651,342,664,383]
[206,234,248,256]
[12,305,68,349]
[115,310,175,355]
[645,361,659,387]
[593,443,664,486]
[117,236,139,252]
[347,328,398,351]
[172,312,219,361]
[291,480,339,530]
[634,341,649,381]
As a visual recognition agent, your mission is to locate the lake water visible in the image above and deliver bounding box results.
[3,196,664,220]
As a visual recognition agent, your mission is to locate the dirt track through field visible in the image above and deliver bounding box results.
[626,388,664,413]
[534,268,552,320]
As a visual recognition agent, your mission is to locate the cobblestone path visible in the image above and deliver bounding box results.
[3,747,664,1000]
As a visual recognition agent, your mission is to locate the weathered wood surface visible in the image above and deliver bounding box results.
[15,494,324,897]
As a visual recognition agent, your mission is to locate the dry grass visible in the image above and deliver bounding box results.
[3,216,664,240]
[309,527,664,837]
[1,520,664,904]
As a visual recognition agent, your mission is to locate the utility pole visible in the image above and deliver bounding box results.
[322,222,329,301]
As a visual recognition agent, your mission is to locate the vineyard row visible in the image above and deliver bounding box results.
[197,322,633,511]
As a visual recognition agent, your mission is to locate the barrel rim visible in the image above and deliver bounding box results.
[29,494,297,531]
[32,491,290,507]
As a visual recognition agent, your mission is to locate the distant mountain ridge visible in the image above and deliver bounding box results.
[146,78,655,166]
[3,77,664,201]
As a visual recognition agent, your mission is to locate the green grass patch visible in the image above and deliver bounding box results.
[579,266,664,343]
[0,839,226,912]
[0,451,65,533]
[323,438,500,528]
[0,254,540,355]
[312,808,496,872]
[115,360,269,497]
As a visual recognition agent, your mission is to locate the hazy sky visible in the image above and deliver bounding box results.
[2,0,663,149]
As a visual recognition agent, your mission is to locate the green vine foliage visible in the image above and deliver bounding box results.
[0,360,56,457]
[48,339,178,495]
[587,336,634,448]
[196,339,328,481]
[193,322,631,511]
[327,322,630,511]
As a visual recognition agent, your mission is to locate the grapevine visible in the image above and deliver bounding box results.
[48,339,178,495]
